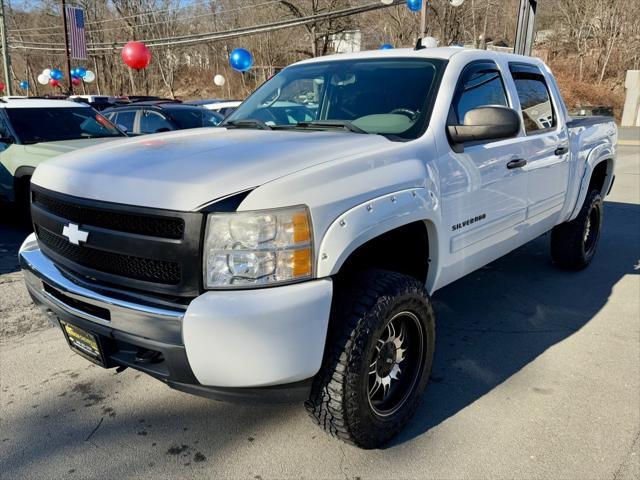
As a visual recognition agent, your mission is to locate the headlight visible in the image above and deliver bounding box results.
[203,205,313,288]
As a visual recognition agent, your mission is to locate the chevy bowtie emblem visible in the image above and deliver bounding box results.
[62,223,89,245]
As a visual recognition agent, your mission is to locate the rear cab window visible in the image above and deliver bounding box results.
[509,63,557,134]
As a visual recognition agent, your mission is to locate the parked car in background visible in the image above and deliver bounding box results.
[191,99,242,117]
[69,95,122,111]
[0,98,126,213]
[102,101,224,134]
[184,98,223,107]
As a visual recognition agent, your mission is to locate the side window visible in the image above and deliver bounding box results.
[509,64,556,134]
[140,110,172,134]
[113,110,136,132]
[451,62,508,124]
[0,116,11,138]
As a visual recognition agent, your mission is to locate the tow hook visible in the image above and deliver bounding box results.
[134,348,164,364]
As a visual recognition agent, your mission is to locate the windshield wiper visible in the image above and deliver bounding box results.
[294,120,366,134]
[224,119,272,130]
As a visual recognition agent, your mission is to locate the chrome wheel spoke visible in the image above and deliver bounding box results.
[386,320,396,341]
[367,311,425,417]
[369,376,382,398]
[381,375,391,399]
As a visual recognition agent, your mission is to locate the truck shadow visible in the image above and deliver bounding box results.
[394,200,639,446]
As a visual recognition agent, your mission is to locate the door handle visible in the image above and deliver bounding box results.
[554,146,569,156]
[507,159,527,169]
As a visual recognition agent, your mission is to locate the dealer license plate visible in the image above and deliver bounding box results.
[60,321,105,366]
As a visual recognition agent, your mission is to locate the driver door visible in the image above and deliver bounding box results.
[438,60,529,275]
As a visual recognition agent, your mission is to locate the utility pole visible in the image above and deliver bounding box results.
[514,0,538,56]
[0,0,12,96]
[61,0,73,95]
[419,1,427,38]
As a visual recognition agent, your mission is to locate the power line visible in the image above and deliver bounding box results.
[8,0,276,33]
[9,0,286,38]
[8,0,403,51]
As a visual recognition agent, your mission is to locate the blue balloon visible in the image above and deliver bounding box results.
[379,44,394,50]
[70,67,78,77]
[50,68,63,80]
[406,0,422,12]
[19,81,29,90]
[229,48,254,72]
[76,67,87,78]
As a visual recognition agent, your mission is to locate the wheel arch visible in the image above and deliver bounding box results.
[12,166,35,204]
[317,188,440,291]
[14,166,35,179]
[569,147,615,221]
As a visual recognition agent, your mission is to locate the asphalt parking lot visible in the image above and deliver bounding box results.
[1,145,638,480]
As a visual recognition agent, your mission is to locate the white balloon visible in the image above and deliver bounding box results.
[421,36,439,48]
[83,70,96,83]
[37,73,49,85]
[213,74,226,86]
[450,0,465,6]
[42,68,51,78]
[380,0,394,4]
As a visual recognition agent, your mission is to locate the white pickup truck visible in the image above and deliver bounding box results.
[19,46,616,449]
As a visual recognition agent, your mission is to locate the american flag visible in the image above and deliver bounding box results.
[65,5,87,60]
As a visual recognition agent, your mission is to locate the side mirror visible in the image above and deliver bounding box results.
[447,106,521,152]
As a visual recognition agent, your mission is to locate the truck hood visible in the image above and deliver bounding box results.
[32,127,392,211]
[23,137,120,158]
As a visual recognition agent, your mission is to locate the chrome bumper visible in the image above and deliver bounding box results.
[19,233,184,345]
[18,233,317,403]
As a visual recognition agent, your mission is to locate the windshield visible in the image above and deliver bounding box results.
[6,107,125,144]
[168,108,223,128]
[225,58,445,139]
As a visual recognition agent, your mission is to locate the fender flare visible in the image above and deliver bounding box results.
[568,145,615,221]
[14,166,35,180]
[316,187,441,291]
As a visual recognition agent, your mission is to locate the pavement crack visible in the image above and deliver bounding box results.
[85,417,104,442]
[612,428,640,480]
[338,444,348,480]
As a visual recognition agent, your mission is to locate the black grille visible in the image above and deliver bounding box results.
[30,186,204,298]
[33,191,185,239]
[37,227,182,285]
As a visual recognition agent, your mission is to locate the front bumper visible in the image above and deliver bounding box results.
[19,233,333,403]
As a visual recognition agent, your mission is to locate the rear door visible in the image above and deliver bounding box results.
[140,109,174,134]
[110,109,138,135]
[508,63,570,230]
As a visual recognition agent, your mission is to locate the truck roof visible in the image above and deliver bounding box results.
[0,98,90,109]
[293,46,545,68]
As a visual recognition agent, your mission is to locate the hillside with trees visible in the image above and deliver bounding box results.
[3,0,639,118]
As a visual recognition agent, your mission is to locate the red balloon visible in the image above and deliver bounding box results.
[49,79,59,87]
[72,77,81,86]
[121,41,152,70]
[0,82,5,92]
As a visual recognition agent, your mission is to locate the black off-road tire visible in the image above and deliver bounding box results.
[305,269,435,449]
[550,189,603,270]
